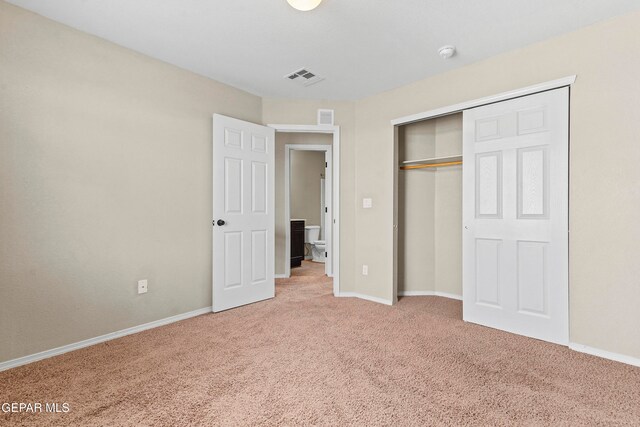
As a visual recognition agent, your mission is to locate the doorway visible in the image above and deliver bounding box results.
[211,117,341,312]
[270,125,341,296]
[286,144,333,278]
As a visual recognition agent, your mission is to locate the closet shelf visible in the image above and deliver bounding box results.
[400,155,462,170]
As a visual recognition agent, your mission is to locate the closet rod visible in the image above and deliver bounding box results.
[400,160,462,170]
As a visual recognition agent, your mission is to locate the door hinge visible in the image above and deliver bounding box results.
[325,207,328,213]
[325,252,328,257]
[325,162,327,167]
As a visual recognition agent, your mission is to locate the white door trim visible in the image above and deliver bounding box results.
[285,144,333,278]
[269,124,340,297]
[391,75,576,126]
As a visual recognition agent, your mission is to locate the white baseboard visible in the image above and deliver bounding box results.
[336,292,393,306]
[398,290,462,300]
[274,274,288,279]
[569,343,640,368]
[0,306,212,372]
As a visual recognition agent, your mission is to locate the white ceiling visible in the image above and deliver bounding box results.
[7,0,640,100]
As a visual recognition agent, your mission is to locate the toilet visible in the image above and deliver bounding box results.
[304,225,326,263]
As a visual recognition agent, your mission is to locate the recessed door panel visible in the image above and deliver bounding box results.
[476,152,502,218]
[517,241,548,316]
[475,239,502,307]
[252,161,267,214]
[252,135,267,153]
[518,146,549,219]
[225,128,242,149]
[518,108,547,135]
[225,158,243,214]
[224,232,242,288]
[251,230,267,283]
[475,117,502,142]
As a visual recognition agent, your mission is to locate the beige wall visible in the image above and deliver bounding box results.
[290,151,325,228]
[264,100,356,289]
[274,133,331,275]
[354,11,640,359]
[397,114,462,296]
[0,2,262,362]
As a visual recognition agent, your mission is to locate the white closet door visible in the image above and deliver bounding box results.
[462,88,569,345]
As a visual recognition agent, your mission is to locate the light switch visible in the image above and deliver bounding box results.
[362,198,373,209]
[137,279,148,294]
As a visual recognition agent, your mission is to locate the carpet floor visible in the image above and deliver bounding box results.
[1,261,639,426]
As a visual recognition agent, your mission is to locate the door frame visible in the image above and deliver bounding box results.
[269,124,340,296]
[391,75,576,304]
[285,144,333,278]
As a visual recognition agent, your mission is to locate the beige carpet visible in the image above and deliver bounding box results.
[1,261,639,426]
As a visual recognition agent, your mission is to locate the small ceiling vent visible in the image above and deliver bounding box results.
[285,67,324,87]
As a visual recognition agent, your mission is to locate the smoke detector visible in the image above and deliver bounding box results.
[285,67,324,87]
[438,45,456,59]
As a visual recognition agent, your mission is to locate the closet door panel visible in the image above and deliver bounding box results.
[462,87,569,345]
[475,152,503,219]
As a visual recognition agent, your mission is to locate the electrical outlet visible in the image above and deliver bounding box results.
[362,265,369,276]
[137,279,148,294]
[362,198,373,209]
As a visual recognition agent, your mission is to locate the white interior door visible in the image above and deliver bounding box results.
[213,114,275,312]
[462,88,569,345]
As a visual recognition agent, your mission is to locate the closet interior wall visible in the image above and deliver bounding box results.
[398,113,463,296]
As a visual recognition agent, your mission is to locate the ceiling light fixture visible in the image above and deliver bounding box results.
[438,45,456,59]
[286,0,322,11]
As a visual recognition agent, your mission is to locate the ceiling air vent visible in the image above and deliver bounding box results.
[317,109,334,126]
[284,67,324,87]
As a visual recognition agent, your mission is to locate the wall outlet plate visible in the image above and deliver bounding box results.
[362,265,369,276]
[137,279,148,294]
[362,198,373,209]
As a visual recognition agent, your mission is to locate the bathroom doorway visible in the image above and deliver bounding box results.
[268,124,340,296]
[286,144,333,277]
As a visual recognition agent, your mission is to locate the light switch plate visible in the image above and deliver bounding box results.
[137,279,148,294]
[362,198,373,209]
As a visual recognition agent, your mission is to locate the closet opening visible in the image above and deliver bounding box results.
[392,82,571,345]
[396,113,464,302]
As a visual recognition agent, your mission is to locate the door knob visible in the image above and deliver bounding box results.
[217,219,226,226]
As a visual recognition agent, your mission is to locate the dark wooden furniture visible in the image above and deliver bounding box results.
[290,219,305,268]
